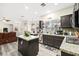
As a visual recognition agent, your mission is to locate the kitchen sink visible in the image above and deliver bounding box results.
[66,37,79,45]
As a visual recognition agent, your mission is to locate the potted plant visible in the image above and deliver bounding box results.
[24,31,30,37]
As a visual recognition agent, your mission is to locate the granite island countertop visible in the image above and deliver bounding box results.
[60,37,79,56]
[18,35,39,41]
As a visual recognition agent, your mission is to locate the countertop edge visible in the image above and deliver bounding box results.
[18,35,39,41]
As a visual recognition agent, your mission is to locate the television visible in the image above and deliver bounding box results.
[3,28,8,32]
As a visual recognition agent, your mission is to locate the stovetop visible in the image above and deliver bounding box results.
[66,37,79,45]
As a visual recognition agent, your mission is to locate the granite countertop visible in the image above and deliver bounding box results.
[60,37,79,56]
[18,35,39,41]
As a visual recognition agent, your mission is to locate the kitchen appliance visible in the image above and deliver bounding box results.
[72,3,79,28]
[39,20,44,29]
[56,30,63,35]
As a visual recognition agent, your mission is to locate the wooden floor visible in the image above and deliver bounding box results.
[0,42,61,56]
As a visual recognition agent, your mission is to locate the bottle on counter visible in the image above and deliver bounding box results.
[75,31,79,38]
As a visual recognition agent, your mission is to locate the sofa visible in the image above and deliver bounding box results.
[0,32,16,45]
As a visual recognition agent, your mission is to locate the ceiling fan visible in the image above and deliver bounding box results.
[0,17,11,22]
[40,3,46,7]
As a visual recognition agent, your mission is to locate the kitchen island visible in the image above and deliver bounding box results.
[43,33,65,49]
[43,33,76,49]
[18,35,39,56]
[43,33,79,56]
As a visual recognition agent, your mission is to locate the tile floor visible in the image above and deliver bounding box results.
[37,44,61,56]
[0,42,61,56]
[0,42,21,56]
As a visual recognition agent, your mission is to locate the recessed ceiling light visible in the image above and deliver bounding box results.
[34,12,38,14]
[46,10,51,14]
[54,3,58,5]
[46,13,55,19]
[25,6,29,10]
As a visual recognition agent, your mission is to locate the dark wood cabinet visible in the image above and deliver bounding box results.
[18,37,39,56]
[61,51,74,56]
[72,3,79,28]
[43,35,64,49]
[39,21,44,29]
[0,32,16,45]
[61,14,72,28]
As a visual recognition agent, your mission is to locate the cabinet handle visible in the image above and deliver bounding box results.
[21,40,23,45]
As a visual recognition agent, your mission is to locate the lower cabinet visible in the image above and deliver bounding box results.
[61,51,74,56]
[43,35,64,49]
[18,37,39,56]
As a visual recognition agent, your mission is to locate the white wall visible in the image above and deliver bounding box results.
[0,21,13,32]
[53,6,73,19]
[41,6,73,21]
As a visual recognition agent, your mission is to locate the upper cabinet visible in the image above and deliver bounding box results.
[72,3,79,28]
[74,3,79,11]
[61,14,72,28]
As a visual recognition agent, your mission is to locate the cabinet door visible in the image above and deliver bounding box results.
[28,39,39,56]
[61,15,69,27]
[78,10,79,25]
[55,38,64,49]
[69,14,72,27]
[48,35,55,46]
[61,14,72,27]
[78,3,79,9]
[43,35,54,46]
[52,36,64,49]
[64,15,70,27]
[18,37,28,55]
[61,16,65,27]
[43,35,48,45]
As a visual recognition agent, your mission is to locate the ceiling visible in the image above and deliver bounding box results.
[0,3,74,21]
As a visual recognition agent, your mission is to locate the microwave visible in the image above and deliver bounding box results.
[72,3,79,28]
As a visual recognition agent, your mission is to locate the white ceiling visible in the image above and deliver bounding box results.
[0,3,74,21]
